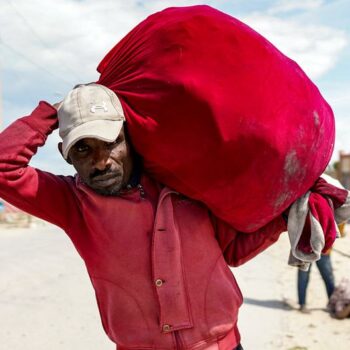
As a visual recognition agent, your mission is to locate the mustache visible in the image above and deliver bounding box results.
[89,168,120,180]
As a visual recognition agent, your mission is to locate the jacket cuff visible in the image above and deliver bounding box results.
[20,101,58,137]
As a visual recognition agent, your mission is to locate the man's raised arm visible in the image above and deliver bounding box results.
[0,102,76,230]
[214,215,287,267]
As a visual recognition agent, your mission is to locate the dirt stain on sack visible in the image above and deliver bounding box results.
[284,150,300,178]
[313,110,320,127]
[274,150,305,211]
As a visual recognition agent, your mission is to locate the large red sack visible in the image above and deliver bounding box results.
[97,5,334,232]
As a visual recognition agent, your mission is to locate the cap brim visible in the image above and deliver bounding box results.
[62,119,124,159]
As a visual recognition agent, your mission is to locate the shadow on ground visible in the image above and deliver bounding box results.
[244,297,329,313]
[243,297,293,310]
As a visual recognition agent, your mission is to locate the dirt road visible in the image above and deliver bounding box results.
[0,224,349,349]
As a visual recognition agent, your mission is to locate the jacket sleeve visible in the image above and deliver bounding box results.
[0,102,77,230]
[214,215,287,267]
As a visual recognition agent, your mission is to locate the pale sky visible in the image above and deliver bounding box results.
[1,0,349,175]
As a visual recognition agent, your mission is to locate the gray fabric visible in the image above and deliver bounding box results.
[335,192,350,224]
[287,191,325,271]
[287,180,350,270]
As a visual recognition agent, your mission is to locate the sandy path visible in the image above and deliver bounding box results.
[235,231,350,349]
[0,225,114,350]
[0,224,349,349]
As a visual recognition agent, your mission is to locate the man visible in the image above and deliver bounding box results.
[0,84,287,350]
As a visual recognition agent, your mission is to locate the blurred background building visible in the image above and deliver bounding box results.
[329,151,350,190]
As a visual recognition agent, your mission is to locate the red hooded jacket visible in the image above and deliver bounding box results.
[0,102,286,349]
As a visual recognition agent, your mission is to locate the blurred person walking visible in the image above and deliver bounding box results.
[297,252,335,313]
[297,173,347,313]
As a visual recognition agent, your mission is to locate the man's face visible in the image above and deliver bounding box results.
[66,127,133,196]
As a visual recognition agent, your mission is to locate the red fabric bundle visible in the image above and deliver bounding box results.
[297,178,348,254]
[97,5,334,232]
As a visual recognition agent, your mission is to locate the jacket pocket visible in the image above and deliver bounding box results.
[204,256,243,337]
[91,277,154,348]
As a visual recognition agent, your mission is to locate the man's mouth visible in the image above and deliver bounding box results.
[91,172,122,188]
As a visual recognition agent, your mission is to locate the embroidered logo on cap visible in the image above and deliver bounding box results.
[90,101,108,113]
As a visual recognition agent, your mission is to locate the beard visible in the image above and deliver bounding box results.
[89,183,123,196]
[86,168,124,196]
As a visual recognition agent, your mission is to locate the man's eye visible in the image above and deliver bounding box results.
[76,145,89,153]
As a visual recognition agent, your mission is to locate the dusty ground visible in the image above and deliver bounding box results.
[235,228,350,350]
[0,223,349,350]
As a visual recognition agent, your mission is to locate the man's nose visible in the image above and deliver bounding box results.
[92,148,112,171]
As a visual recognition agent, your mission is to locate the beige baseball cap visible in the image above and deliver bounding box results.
[58,83,125,159]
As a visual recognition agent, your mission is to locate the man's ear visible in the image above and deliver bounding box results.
[58,142,72,164]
